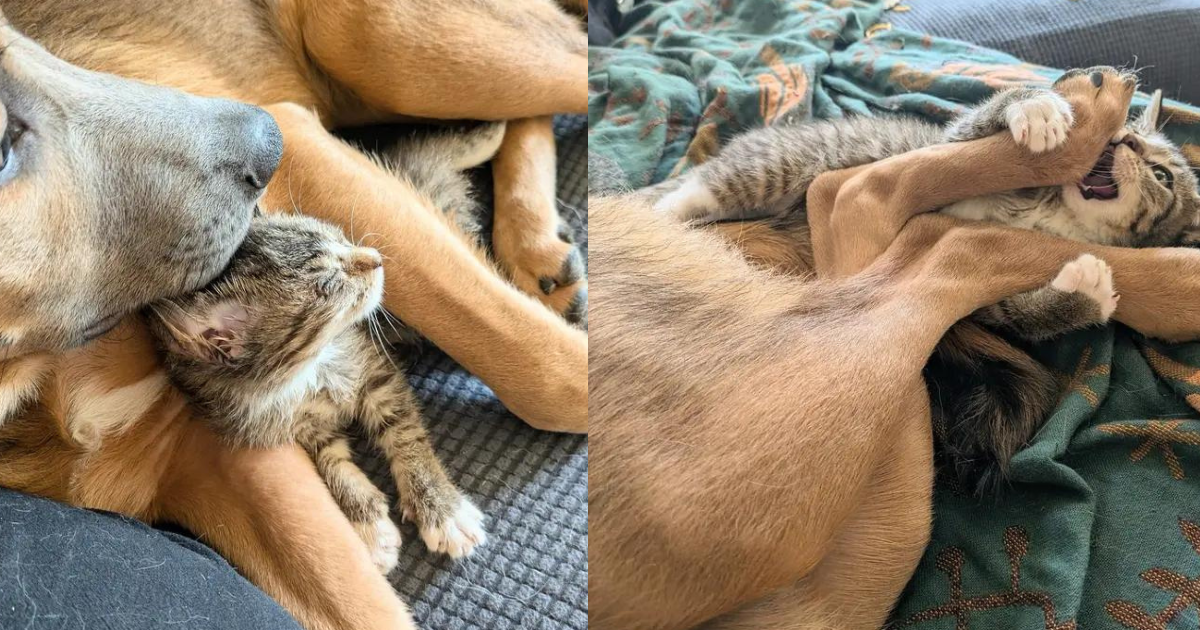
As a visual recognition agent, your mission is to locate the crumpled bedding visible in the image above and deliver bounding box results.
[588,2,1200,627]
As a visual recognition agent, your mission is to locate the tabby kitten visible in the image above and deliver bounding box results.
[146,214,485,571]
[145,122,505,570]
[656,70,1200,492]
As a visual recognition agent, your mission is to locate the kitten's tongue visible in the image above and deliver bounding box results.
[1078,149,1118,200]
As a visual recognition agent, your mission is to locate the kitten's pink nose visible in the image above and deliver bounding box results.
[346,249,383,275]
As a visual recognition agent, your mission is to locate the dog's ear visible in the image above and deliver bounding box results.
[1133,89,1164,134]
[150,299,252,363]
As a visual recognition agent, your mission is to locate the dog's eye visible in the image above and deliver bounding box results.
[0,119,27,173]
[1152,165,1174,187]
[0,128,12,171]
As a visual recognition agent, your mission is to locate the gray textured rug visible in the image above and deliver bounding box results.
[357,115,588,630]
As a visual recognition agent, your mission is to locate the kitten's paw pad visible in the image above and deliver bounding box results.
[1051,254,1118,319]
[653,177,720,223]
[1006,93,1074,153]
[353,515,402,575]
[418,497,487,559]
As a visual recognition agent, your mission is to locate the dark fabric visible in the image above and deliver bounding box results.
[889,0,1200,105]
[0,488,303,629]
[589,0,621,45]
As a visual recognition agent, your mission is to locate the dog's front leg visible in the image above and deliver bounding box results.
[262,104,586,433]
[895,219,1200,343]
[158,421,415,630]
[810,67,1135,278]
[493,117,587,324]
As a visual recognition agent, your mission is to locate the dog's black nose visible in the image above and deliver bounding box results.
[239,106,283,192]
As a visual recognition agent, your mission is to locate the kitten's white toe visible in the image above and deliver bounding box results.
[1052,254,1119,319]
[654,176,720,223]
[1006,93,1074,153]
[420,497,487,559]
[354,514,402,575]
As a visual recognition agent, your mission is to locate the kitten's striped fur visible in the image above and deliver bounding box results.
[145,125,504,567]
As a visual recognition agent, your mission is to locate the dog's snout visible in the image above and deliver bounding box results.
[238,106,283,193]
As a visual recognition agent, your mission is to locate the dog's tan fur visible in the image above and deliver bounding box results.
[0,1,585,628]
[591,70,1200,630]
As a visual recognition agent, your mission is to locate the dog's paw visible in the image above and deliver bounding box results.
[653,176,720,222]
[415,496,487,559]
[1006,93,1074,153]
[494,216,587,326]
[353,514,402,575]
[1051,254,1119,319]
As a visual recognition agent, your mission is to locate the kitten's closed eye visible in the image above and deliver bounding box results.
[317,273,341,297]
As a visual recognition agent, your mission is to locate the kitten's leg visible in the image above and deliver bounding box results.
[976,253,1119,341]
[946,87,1074,153]
[294,418,402,574]
[359,371,486,558]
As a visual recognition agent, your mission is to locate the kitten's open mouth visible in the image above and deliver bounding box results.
[1078,148,1119,201]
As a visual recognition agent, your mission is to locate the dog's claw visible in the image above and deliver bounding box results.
[497,219,587,324]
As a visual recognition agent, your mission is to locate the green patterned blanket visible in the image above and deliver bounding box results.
[588,1,1200,628]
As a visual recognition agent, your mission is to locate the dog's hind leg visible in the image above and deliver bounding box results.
[262,103,586,433]
[282,0,585,120]
[493,117,587,322]
[157,421,417,630]
[700,409,934,630]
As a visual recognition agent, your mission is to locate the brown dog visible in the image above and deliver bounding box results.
[0,1,585,629]
[591,69,1200,629]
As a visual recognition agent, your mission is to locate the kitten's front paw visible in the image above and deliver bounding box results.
[1051,254,1119,319]
[653,176,719,223]
[1006,93,1074,153]
[416,496,488,559]
[353,514,402,575]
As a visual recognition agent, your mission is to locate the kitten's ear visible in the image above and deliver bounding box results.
[1134,89,1164,134]
[151,299,252,363]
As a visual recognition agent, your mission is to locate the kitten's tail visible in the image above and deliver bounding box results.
[925,321,1060,496]
[379,121,507,238]
[383,121,507,174]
